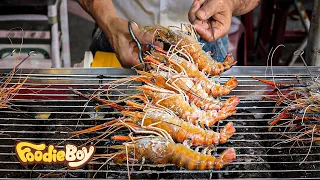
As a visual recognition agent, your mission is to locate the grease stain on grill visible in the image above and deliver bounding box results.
[220,110,272,179]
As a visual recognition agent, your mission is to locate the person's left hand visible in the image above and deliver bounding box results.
[188,0,234,42]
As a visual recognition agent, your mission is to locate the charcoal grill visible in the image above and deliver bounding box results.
[0,67,320,179]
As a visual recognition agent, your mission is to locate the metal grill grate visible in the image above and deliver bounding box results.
[0,67,320,179]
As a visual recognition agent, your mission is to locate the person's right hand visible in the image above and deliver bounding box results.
[103,17,162,69]
[188,0,259,42]
[188,0,235,42]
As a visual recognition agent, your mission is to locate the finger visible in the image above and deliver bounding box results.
[188,0,201,24]
[118,41,140,68]
[194,19,218,42]
[132,26,164,49]
[130,40,163,67]
[196,0,219,20]
[129,41,137,51]
[153,41,164,49]
[131,51,145,70]
[211,13,232,38]
[133,26,156,45]
[193,19,210,30]
[195,15,232,42]
[194,22,214,42]
[196,23,227,42]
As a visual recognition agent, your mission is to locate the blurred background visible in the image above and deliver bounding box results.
[0,0,318,68]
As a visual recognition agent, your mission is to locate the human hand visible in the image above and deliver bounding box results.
[188,0,259,42]
[103,17,162,69]
[188,0,234,42]
[77,0,163,68]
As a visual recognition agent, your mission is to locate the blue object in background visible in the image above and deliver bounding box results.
[200,35,228,62]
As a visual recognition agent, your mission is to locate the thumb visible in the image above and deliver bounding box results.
[133,25,155,45]
[133,25,164,49]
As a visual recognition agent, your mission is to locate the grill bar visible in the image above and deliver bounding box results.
[0,168,320,174]
[0,137,314,142]
[0,66,319,179]
[0,144,319,149]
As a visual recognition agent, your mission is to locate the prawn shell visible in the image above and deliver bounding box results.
[134,137,173,164]
[152,26,237,75]
[133,137,236,170]
[146,111,221,145]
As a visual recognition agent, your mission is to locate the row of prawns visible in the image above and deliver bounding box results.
[253,76,320,146]
[73,24,240,171]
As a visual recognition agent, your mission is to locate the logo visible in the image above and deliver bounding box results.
[15,142,95,169]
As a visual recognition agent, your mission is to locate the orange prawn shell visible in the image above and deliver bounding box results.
[124,110,234,146]
[150,51,210,83]
[138,86,195,120]
[171,143,217,170]
[151,25,237,75]
[139,85,237,127]
[134,137,174,164]
[143,111,221,146]
[149,51,239,96]
[132,137,236,170]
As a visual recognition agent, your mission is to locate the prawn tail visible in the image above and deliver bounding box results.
[214,147,236,169]
[223,96,240,107]
[212,55,237,75]
[222,108,237,120]
[224,76,238,91]
[222,54,238,71]
[210,77,238,96]
[219,122,236,144]
[209,107,237,127]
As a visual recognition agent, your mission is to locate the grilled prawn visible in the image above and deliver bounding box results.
[137,85,237,127]
[122,106,235,145]
[112,137,236,170]
[145,25,237,75]
[135,70,240,111]
[145,51,238,96]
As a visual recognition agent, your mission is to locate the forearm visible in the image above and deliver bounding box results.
[77,0,118,33]
[232,0,260,16]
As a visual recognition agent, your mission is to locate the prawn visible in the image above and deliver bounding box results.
[135,70,240,111]
[111,136,236,170]
[269,96,320,126]
[145,51,238,96]
[73,95,236,145]
[122,105,236,145]
[145,25,237,75]
[137,85,237,127]
[0,71,28,108]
